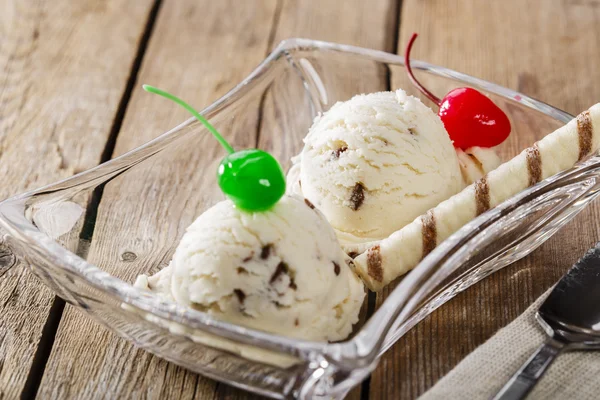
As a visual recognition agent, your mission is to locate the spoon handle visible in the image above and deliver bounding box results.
[492,337,565,400]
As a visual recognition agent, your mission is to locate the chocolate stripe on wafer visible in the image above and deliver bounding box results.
[578,110,593,160]
[421,210,436,257]
[475,177,490,216]
[367,245,383,282]
[526,144,542,186]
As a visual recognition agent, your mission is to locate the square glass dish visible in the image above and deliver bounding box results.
[1,38,598,399]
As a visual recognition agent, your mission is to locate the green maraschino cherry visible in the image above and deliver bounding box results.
[143,85,286,211]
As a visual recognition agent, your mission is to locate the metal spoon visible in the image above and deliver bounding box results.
[494,242,600,400]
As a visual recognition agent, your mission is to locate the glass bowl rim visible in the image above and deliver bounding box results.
[0,37,575,364]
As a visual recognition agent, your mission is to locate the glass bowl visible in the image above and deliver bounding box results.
[1,38,597,399]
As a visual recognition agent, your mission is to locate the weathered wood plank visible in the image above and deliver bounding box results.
[0,1,155,398]
[370,1,600,398]
[36,1,280,399]
[272,0,398,49]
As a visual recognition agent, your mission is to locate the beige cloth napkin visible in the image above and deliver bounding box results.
[419,289,600,399]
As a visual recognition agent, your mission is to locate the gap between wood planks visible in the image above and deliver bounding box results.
[19,0,164,398]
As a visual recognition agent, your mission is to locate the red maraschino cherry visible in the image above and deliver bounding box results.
[404,33,511,149]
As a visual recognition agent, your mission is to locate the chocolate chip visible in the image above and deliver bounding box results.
[304,198,315,209]
[332,146,348,159]
[333,261,340,276]
[349,182,365,211]
[294,318,299,326]
[242,252,254,262]
[270,261,288,284]
[289,278,297,290]
[367,245,383,282]
[233,289,246,304]
[236,267,248,275]
[261,244,272,259]
[348,251,359,259]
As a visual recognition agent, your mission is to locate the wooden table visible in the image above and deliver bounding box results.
[2,1,600,398]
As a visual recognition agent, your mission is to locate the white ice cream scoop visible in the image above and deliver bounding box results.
[290,89,470,245]
[135,195,364,342]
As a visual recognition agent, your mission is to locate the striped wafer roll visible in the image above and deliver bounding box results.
[353,104,600,291]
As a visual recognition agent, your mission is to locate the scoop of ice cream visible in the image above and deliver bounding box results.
[135,195,364,342]
[291,89,464,244]
[456,146,502,184]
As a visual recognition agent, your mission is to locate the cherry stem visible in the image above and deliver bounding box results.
[143,84,235,154]
[404,33,441,107]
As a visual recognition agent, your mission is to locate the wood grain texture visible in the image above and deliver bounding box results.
[36,1,280,399]
[370,1,600,399]
[272,0,398,49]
[0,1,155,398]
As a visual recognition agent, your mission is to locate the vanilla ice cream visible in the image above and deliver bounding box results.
[135,195,364,342]
[289,89,464,245]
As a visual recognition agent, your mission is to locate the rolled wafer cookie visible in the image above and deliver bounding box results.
[353,103,600,291]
